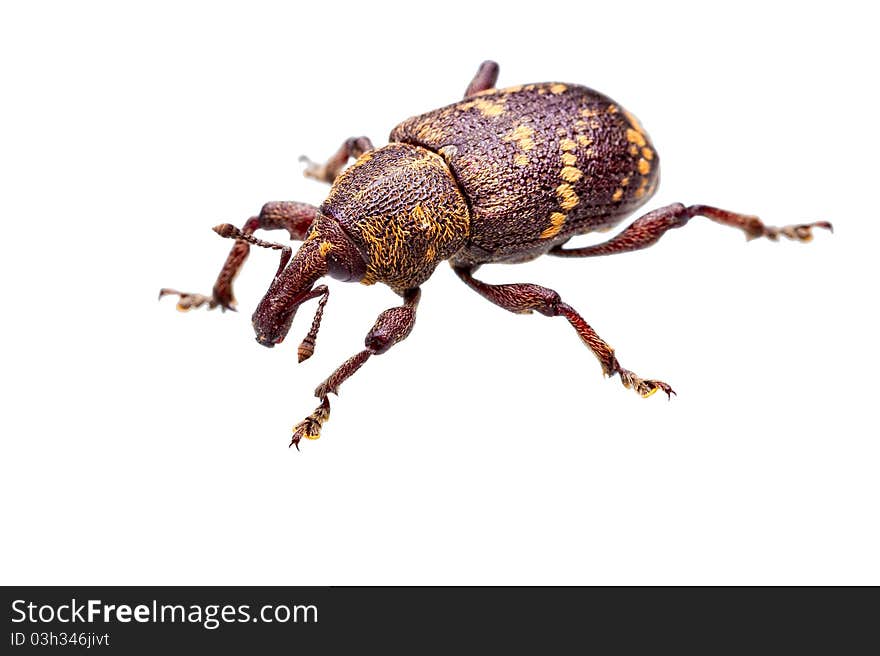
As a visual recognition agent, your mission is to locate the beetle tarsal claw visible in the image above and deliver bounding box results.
[617,368,675,399]
[299,155,330,183]
[290,397,331,450]
[158,288,233,312]
[763,220,834,242]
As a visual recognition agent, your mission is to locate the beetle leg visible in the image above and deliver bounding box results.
[290,288,420,449]
[300,136,374,184]
[454,266,674,399]
[159,201,318,312]
[464,60,500,97]
[550,203,833,258]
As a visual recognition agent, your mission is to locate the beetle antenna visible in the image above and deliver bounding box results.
[297,285,330,363]
[213,223,292,277]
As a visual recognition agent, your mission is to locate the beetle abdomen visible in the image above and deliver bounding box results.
[391,83,660,264]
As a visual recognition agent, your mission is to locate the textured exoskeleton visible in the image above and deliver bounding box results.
[161,61,831,449]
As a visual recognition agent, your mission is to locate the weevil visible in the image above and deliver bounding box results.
[160,61,831,448]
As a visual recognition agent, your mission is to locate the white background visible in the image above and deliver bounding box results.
[1,1,876,585]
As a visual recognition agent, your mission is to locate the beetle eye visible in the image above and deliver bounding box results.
[325,249,350,281]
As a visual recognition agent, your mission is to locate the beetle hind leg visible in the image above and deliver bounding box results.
[454,266,674,399]
[550,203,832,258]
[159,201,318,312]
[464,60,499,97]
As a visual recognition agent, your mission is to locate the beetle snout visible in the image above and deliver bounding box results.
[253,302,296,348]
[255,333,283,348]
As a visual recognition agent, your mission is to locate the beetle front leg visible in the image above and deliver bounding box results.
[300,136,375,184]
[454,266,674,399]
[159,201,318,311]
[291,288,420,449]
[550,203,832,258]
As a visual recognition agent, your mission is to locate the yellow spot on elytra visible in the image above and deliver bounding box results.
[561,152,578,166]
[475,98,505,117]
[504,124,536,163]
[550,83,567,94]
[560,138,577,151]
[460,97,506,117]
[556,183,579,210]
[635,178,648,198]
[574,119,587,130]
[642,147,654,160]
[637,158,651,175]
[581,107,599,118]
[475,84,522,96]
[623,109,644,133]
[560,166,583,183]
[629,144,640,156]
[508,125,532,142]
[505,124,536,150]
[540,212,567,239]
[607,104,619,114]
[626,128,646,147]
[621,177,630,186]
[612,188,624,201]
[577,135,593,147]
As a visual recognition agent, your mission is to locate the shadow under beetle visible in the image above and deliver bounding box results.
[161,61,832,449]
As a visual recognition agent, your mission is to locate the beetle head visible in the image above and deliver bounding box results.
[252,216,366,347]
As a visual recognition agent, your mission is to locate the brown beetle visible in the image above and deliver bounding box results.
[161,61,831,448]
